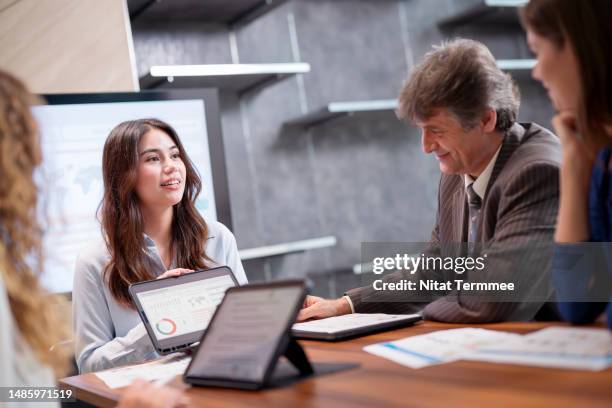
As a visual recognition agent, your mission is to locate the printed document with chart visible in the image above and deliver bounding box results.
[464,327,612,371]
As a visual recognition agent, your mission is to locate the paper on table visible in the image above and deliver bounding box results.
[364,328,521,369]
[95,354,191,389]
[292,313,419,333]
[464,327,612,371]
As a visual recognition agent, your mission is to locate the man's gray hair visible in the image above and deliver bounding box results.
[398,38,520,131]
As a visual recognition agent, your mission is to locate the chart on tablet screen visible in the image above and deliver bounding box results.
[137,275,235,340]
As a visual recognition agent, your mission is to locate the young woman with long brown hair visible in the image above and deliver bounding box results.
[72,119,247,373]
[521,0,611,328]
[0,71,189,407]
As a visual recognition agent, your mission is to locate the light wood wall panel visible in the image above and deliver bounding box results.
[0,0,138,93]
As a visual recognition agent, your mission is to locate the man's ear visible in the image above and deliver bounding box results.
[482,109,497,133]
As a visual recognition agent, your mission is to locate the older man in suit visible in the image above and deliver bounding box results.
[299,39,561,323]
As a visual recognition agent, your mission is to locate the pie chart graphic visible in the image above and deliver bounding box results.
[156,318,177,335]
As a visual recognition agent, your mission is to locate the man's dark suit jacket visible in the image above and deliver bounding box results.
[346,122,561,323]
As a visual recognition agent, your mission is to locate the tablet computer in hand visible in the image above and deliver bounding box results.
[129,266,238,355]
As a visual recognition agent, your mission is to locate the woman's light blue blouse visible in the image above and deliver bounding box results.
[72,220,248,373]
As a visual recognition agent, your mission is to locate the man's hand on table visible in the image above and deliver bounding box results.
[297,295,352,322]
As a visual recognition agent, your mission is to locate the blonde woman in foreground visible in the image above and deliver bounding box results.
[0,69,189,407]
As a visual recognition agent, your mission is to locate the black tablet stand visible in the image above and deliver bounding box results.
[282,338,314,377]
[261,336,360,389]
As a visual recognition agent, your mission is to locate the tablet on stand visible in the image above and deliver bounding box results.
[184,280,358,390]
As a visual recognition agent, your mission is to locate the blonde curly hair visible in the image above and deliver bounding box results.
[0,70,70,377]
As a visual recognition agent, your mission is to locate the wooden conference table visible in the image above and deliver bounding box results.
[60,321,612,408]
